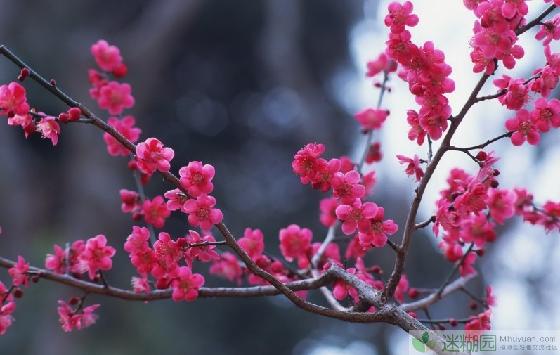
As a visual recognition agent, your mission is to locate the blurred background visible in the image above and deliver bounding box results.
[0,0,559,354]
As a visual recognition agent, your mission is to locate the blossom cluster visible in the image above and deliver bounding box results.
[384,1,455,143]
[6,0,560,337]
[464,0,526,74]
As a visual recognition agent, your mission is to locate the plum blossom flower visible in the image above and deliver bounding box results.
[103,116,141,156]
[366,142,383,164]
[178,161,215,197]
[171,266,205,302]
[279,224,313,268]
[142,195,170,228]
[396,154,424,181]
[531,97,560,132]
[354,108,389,131]
[209,252,243,283]
[135,138,175,174]
[183,194,223,230]
[335,199,378,235]
[486,188,515,224]
[460,251,478,276]
[238,228,265,260]
[183,230,219,264]
[90,40,124,72]
[0,301,15,335]
[331,170,365,204]
[319,197,338,227]
[384,1,419,33]
[394,274,409,303]
[292,143,326,185]
[357,207,398,248]
[505,109,540,146]
[120,189,140,214]
[535,16,560,46]
[406,110,426,145]
[460,214,496,247]
[8,256,29,287]
[79,235,116,280]
[96,81,134,115]
[57,300,100,332]
[0,82,30,116]
[131,276,151,294]
[465,309,491,331]
[366,53,397,77]
[36,116,60,146]
[163,188,188,211]
[493,75,528,110]
[45,244,67,274]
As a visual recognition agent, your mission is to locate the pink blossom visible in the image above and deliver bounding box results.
[500,0,528,19]
[178,161,215,197]
[396,154,424,181]
[171,266,205,302]
[135,137,175,174]
[460,214,496,247]
[394,274,409,303]
[311,158,341,192]
[384,1,419,33]
[486,286,496,307]
[311,242,340,265]
[493,76,528,110]
[292,143,326,185]
[486,188,515,224]
[439,240,464,262]
[103,116,141,156]
[142,195,170,228]
[209,252,243,283]
[124,226,151,255]
[460,251,478,276]
[131,276,151,294]
[407,110,426,145]
[57,300,100,332]
[536,16,560,45]
[530,66,558,97]
[184,230,219,264]
[79,235,116,280]
[120,189,139,214]
[366,53,397,77]
[96,81,135,115]
[151,232,180,280]
[465,309,491,331]
[455,183,488,215]
[45,244,66,274]
[354,108,389,131]
[90,40,124,72]
[163,188,188,211]
[183,194,223,230]
[238,228,265,260]
[335,199,378,235]
[331,170,365,204]
[366,142,382,164]
[0,302,15,335]
[319,197,338,227]
[345,237,367,260]
[8,256,29,287]
[357,207,398,249]
[36,116,60,146]
[363,171,377,195]
[0,82,30,116]
[505,109,540,146]
[532,97,560,132]
[279,224,313,268]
